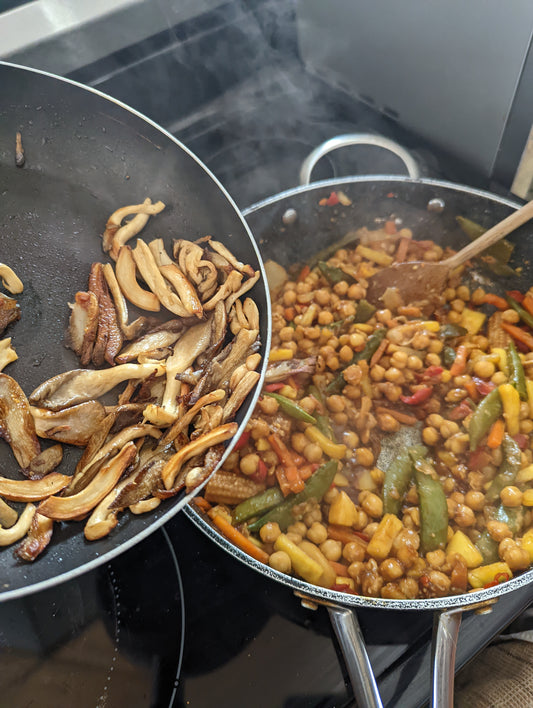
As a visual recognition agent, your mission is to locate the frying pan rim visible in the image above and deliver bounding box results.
[187,174,533,611]
[0,61,272,603]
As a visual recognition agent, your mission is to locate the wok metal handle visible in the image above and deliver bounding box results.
[327,605,383,708]
[431,608,463,708]
[299,133,420,186]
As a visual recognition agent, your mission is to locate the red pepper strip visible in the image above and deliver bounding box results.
[297,264,311,282]
[268,433,305,494]
[264,383,285,392]
[250,458,268,484]
[481,293,508,310]
[326,191,340,206]
[234,430,250,451]
[416,365,444,383]
[502,322,533,350]
[449,345,468,376]
[449,400,473,420]
[331,583,358,594]
[400,386,433,405]
[483,572,510,589]
[513,434,529,450]
[507,290,524,303]
[472,376,496,396]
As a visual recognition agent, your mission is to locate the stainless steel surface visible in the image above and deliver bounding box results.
[432,609,462,708]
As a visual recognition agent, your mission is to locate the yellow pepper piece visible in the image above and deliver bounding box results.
[499,383,521,436]
[468,562,512,589]
[269,348,293,362]
[521,529,533,562]
[353,323,373,333]
[274,533,323,584]
[255,437,271,451]
[516,464,533,484]
[298,540,337,588]
[358,262,377,279]
[461,307,486,335]
[356,245,394,267]
[420,321,441,333]
[305,426,347,459]
[279,385,297,399]
[527,379,533,418]
[522,489,533,506]
[491,347,509,375]
[366,513,403,561]
[328,490,358,526]
[446,530,483,568]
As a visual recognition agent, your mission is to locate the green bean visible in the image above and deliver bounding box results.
[468,388,502,451]
[317,261,354,285]
[506,295,533,332]
[233,487,285,524]
[413,456,448,554]
[456,215,515,265]
[326,328,387,395]
[383,445,427,516]
[485,435,521,503]
[263,392,317,424]
[508,340,528,401]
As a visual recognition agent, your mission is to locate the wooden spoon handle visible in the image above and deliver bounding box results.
[443,198,533,269]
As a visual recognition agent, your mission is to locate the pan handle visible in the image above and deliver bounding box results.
[327,605,383,708]
[431,607,463,708]
[299,133,420,185]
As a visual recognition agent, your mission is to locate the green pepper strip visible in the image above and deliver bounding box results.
[354,299,376,324]
[475,530,499,564]
[508,340,528,401]
[442,346,457,368]
[506,295,533,331]
[413,455,448,554]
[308,385,335,440]
[317,261,354,285]
[326,328,387,395]
[468,388,503,451]
[247,459,338,533]
[485,434,522,503]
[439,323,468,340]
[233,487,285,524]
[383,445,427,516]
[456,216,515,265]
[263,392,317,424]
[329,315,355,331]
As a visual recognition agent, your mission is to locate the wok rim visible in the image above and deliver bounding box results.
[187,174,533,612]
[0,61,272,603]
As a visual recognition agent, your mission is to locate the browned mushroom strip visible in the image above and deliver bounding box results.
[115,246,161,312]
[129,498,160,514]
[110,456,168,510]
[264,356,317,383]
[132,240,190,317]
[0,294,20,336]
[161,422,238,489]
[27,445,64,479]
[29,362,165,410]
[115,322,184,364]
[161,389,226,444]
[68,291,99,366]
[0,472,70,501]
[196,301,228,369]
[89,263,123,366]
[148,238,203,318]
[84,462,142,541]
[208,240,256,277]
[0,373,41,469]
[159,444,224,497]
[0,338,17,371]
[15,512,53,562]
[224,270,260,313]
[102,263,154,341]
[203,270,243,311]
[38,442,137,520]
[31,401,107,446]
[0,264,24,294]
[222,370,260,422]
[0,504,35,547]
[0,498,18,527]
[102,199,165,253]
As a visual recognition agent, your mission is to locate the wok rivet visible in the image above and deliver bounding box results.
[475,606,494,616]
[427,198,445,213]
[300,598,318,611]
[282,208,298,225]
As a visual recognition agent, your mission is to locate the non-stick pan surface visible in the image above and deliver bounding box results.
[186,174,533,611]
[0,63,270,601]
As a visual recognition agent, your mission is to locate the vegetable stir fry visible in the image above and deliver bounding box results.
[198,217,533,600]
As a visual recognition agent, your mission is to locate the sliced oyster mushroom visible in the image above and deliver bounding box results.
[264,356,317,383]
[0,337,17,371]
[159,443,224,498]
[109,455,168,510]
[0,503,35,547]
[222,370,260,422]
[0,472,70,501]
[88,262,123,366]
[102,199,165,255]
[224,270,260,313]
[68,291,99,366]
[161,422,238,490]
[115,245,161,312]
[15,512,54,562]
[203,270,243,311]
[132,239,190,317]
[0,373,41,469]
[115,320,184,364]
[38,442,137,520]
[0,263,24,294]
[129,498,160,514]
[208,240,256,278]
[29,362,165,411]
[0,498,18,528]
[148,239,203,318]
[102,263,155,340]
[27,444,64,479]
[30,400,107,446]
[196,301,227,369]
[0,293,20,335]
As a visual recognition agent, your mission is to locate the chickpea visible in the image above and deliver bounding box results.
[398,577,419,598]
[326,394,345,412]
[260,522,281,544]
[347,561,365,583]
[370,365,386,382]
[347,283,365,299]
[454,504,476,527]
[324,487,340,505]
[286,531,303,544]
[359,492,383,518]
[500,485,523,507]
[391,350,408,368]
[473,359,496,379]
[406,354,424,370]
[376,309,392,324]
[343,541,366,564]
[456,285,470,301]
[269,551,292,574]
[502,309,520,323]
[306,521,328,545]
[428,339,444,354]
[288,521,307,537]
[356,447,374,467]
[361,569,384,597]
[283,290,297,306]
[486,520,512,542]
[379,558,404,581]
[447,311,462,324]
[499,539,530,570]
[412,332,430,350]
[320,539,342,561]
[349,332,366,349]
[451,298,465,314]
[491,371,507,386]
[464,490,485,511]
[471,287,486,305]
[426,352,442,367]
[326,355,340,371]
[385,366,403,383]
[240,453,260,476]
[381,583,406,599]
[444,287,456,301]
[337,344,351,363]
[440,420,460,439]
[422,426,440,446]
[378,412,400,432]
[223,451,240,470]
[363,522,379,538]
[427,570,451,595]
[258,396,279,416]
[353,509,369,531]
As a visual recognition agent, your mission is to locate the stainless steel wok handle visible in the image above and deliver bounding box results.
[327,605,383,708]
[299,133,420,185]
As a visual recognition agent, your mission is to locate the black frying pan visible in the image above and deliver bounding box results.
[186,135,533,707]
[0,62,270,602]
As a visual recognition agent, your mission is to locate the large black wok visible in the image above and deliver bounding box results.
[186,135,533,707]
[0,62,270,602]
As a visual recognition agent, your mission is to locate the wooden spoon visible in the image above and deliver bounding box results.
[365,199,533,306]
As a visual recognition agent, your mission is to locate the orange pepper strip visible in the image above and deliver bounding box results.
[487,419,505,449]
[193,497,212,513]
[298,264,311,282]
[522,296,533,317]
[502,322,533,350]
[370,337,389,368]
[384,220,397,235]
[375,406,418,426]
[449,345,468,376]
[328,559,350,577]
[395,236,410,263]
[481,293,508,310]
[328,524,368,546]
[269,433,305,494]
[464,379,479,402]
[211,514,269,564]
